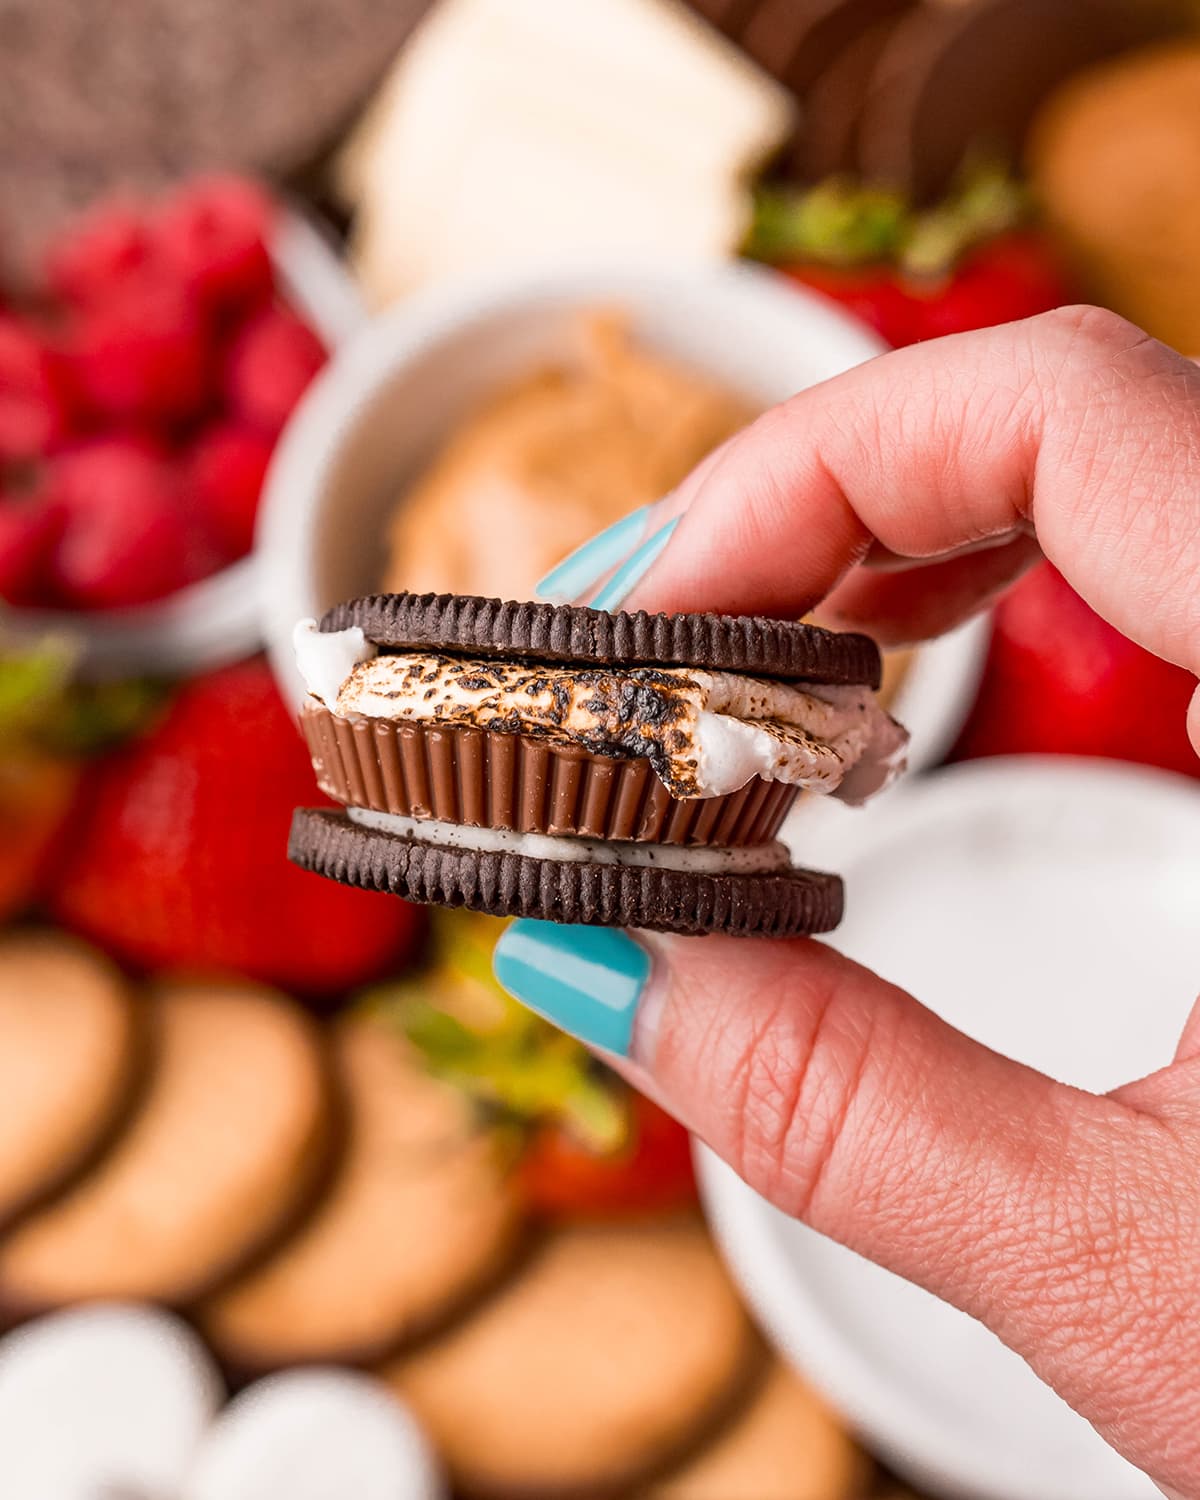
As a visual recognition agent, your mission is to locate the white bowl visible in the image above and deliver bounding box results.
[701,757,1200,1500]
[889,611,991,773]
[257,258,986,763]
[2,208,366,681]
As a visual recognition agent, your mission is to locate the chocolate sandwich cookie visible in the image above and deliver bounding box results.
[686,0,912,95]
[855,0,1180,201]
[796,7,917,179]
[739,0,915,95]
[289,593,906,937]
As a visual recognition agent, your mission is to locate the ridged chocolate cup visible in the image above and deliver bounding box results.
[301,707,797,848]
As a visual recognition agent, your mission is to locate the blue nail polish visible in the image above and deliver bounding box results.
[535,504,651,602]
[589,518,679,612]
[493,921,650,1056]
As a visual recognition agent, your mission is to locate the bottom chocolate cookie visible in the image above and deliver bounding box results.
[289,809,843,938]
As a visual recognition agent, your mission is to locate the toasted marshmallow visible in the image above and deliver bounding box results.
[293,620,376,708]
[298,630,907,803]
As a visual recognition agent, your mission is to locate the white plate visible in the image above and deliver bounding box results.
[703,757,1200,1500]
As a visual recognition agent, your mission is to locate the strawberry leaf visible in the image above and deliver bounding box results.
[0,633,162,754]
[748,159,1030,277]
[367,910,630,1155]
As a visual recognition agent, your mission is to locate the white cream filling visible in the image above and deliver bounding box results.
[346,807,793,875]
[296,624,908,804]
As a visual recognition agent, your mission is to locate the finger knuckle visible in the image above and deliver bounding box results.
[721,959,878,1220]
[1036,302,1147,357]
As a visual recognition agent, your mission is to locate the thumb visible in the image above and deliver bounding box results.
[493,920,1200,1490]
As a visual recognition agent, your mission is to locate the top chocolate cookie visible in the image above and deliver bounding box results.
[319,591,883,690]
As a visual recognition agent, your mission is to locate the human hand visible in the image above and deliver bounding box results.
[494,307,1200,1499]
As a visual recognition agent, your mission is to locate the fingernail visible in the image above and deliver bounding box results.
[493,920,651,1057]
[535,504,651,603]
[589,517,680,611]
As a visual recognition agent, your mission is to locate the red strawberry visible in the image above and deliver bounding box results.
[785,232,1071,348]
[224,306,324,436]
[0,317,75,459]
[44,199,158,307]
[518,1093,697,1220]
[70,281,213,425]
[952,563,1198,778]
[0,495,64,605]
[156,176,275,315]
[783,263,922,348]
[52,658,423,995]
[46,438,220,609]
[900,232,1072,343]
[184,420,273,560]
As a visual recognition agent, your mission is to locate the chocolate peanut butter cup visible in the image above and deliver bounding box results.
[301,709,799,848]
[290,590,907,937]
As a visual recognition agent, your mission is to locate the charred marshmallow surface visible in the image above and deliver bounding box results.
[294,620,907,803]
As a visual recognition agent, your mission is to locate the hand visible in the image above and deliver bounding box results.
[494,307,1200,1499]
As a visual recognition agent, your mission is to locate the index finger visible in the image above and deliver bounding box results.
[627,305,1200,677]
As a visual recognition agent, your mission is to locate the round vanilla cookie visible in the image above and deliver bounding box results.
[197,1015,519,1369]
[0,1303,222,1500]
[0,980,331,1309]
[382,1217,756,1498]
[647,1361,868,1500]
[0,932,141,1225]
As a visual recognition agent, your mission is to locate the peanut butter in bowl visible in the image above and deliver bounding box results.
[382,314,755,602]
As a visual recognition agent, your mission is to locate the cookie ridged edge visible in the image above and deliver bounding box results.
[320,592,882,689]
[289,809,844,938]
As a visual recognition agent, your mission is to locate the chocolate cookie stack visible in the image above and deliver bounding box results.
[689,0,1182,196]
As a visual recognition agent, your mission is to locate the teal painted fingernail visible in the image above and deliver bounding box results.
[589,518,679,611]
[493,920,651,1057]
[536,504,651,602]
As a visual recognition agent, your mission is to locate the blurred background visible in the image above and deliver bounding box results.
[1,1,1199,1496]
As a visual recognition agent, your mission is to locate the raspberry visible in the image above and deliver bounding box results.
[70,281,214,426]
[223,306,324,436]
[184,420,274,560]
[0,317,75,460]
[0,495,64,606]
[155,175,276,315]
[43,200,158,308]
[47,438,222,609]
